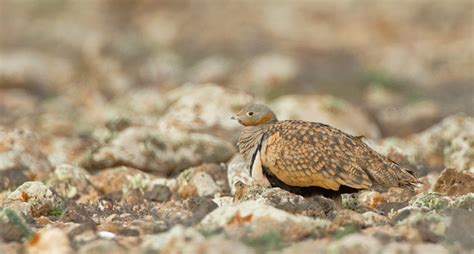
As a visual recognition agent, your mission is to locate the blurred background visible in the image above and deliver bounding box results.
[1,3,473,252]
[1,0,473,138]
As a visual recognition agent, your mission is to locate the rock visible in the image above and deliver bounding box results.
[0,51,73,95]
[30,101,95,140]
[345,188,414,213]
[384,187,416,203]
[390,193,473,225]
[411,244,451,254]
[408,192,474,213]
[41,136,93,168]
[0,129,52,188]
[395,210,448,243]
[149,177,178,194]
[370,114,474,174]
[98,222,139,237]
[235,185,334,218]
[61,222,96,243]
[128,219,169,235]
[0,89,38,126]
[328,234,382,253]
[144,184,172,202]
[190,172,220,197]
[278,240,326,254]
[362,212,390,227]
[185,196,219,224]
[4,181,65,220]
[444,134,474,172]
[108,195,209,228]
[432,168,474,196]
[199,200,330,242]
[415,114,474,169]
[417,114,474,152]
[193,172,223,197]
[357,191,385,209]
[250,54,298,84]
[234,54,298,97]
[47,164,93,199]
[270,94,380,138]
[78,239,127,254]
[120,189,145,206]
[97,231,116,240]
[445,208,474,249]
[382,242,450,254]
[188,56,234,84]
[141,225,255,254]
[160,83,254,141]
[370,99,442,137]
[89,166,152,194]
[111,87,168,117]
[0,219,23,242]
[0,167,29,192]
[340,193,360,211]
[377,201,410,216]
[148,200,195,227]
[0,207,32,242]
[450,193,474,211]
[333,209,366,228]
[58,203,96,226]
[227,154,253,195]
[26,227,73,254]
[409,193,451,212]
[0,242,22,254]
[264,191,334,219]
[333,209,389,229]
[85,125,235,176]
[280,239,451,254]
[70,229,97,249]
[343,188,414,213]
[177,163,229,198]
[227,156,336,219]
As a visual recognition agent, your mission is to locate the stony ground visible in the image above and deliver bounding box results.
[1,1,473,254]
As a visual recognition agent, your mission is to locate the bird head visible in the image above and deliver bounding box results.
[231,104,278,126]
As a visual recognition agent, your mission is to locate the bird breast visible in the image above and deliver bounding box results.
[237,126,264,161]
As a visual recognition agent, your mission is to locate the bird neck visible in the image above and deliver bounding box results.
[238,125,265,163]
[256,113,278,126]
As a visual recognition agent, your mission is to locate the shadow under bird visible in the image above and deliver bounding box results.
[231,103,417,194]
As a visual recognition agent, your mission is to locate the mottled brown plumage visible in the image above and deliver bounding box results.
[232,104,417,192]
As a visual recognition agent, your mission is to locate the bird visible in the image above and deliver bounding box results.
[231,103,417,193]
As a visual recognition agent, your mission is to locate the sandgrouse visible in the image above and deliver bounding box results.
[231,103,417,193]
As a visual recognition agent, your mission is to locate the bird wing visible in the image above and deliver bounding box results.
[260,120,373,190]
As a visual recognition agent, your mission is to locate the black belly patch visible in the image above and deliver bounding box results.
[249,135,265,177]
[262,166,359,198]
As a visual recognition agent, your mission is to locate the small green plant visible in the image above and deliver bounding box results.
[322,96,346,112]
[410,193,450,212]
[362,70,399,89]
[197,227,223,238]
[333,224,360,240]
[450,193,474,211]
[124,174,150,193]
[242,230,284,254]
[341,193,359,210]
[48,207,64,217]
[0,207,34,240]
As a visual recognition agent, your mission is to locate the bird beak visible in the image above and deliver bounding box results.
[230,115,236,120]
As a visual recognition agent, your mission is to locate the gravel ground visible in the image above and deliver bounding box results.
[0,1,473,253]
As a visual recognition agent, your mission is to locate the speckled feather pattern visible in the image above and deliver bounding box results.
[239,120,417,191]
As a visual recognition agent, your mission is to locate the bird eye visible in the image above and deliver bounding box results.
[247,112,254,116]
